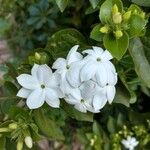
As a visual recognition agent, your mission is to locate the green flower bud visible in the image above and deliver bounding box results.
[35,52,41,60]
[0,127,10,132]
[100,25,109,33]
[112,4,118,14]
[24,136,33,149]
[17,140,23,150]
[113,12,122,24]
[114,30,123,39]
[90,139,95,146]
[123,11,131,21]
[9,123,18,130]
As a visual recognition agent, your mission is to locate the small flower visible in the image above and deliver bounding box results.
[80,46,117,87]
[17,64,63,109]
[52,45,83,91]
[24,136,33,149]
[123,11,131,21]
[65,80,107,113]
[100,25,109,33]
[113,12,122,24]
[114,30,123,39]
[121,136,139,150]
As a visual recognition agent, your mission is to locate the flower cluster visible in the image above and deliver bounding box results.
[17,45,117,113]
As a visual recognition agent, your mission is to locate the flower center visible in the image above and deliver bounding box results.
[81,99,84,103]
[96,57,101,62]
[66,65,70,69]
[41,84,45,89]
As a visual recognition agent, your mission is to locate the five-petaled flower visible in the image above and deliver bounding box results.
[121,136,139,150]
[17,64,63,109]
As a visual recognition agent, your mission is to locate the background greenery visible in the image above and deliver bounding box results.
[0,0,150,149]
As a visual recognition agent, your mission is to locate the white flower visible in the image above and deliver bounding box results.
[52,45,83,93]
[121,136,139,150]
[80,46,117,87]
[65,80,107,113]
[17,64,63,109]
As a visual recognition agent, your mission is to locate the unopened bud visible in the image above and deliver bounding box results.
[123,11,131,21]
[100,25,109,33]
[90,139,95,146]
[35,52,41,60]
[9,123,18,130]
[113,12,122,24]
[0,127,10,132]
[112,4,118,14]
[17,140,23,150]
[114,30,123,39]
[24,136,33,149]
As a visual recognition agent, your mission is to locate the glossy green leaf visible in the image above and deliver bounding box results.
[103,32,129,60]
[127,14,146,38]
[62,102,93,122]
[45,28,86,59]
[90,24,104,42]
[89,0,100,9]
[131,0,150,7]
[129,38,150,88]
[34,109,65,140]
[113,87,130,107]
[99,0,123,24]
[56,0,68,12]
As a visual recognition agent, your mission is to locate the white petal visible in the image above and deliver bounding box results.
[36,64,52,84]
[93,93,107,111]
[67,45,82,64]
[74,103,87,113]
[65,94,79,105]
[45,88,60,108]
[101,50,113,61]
[52,58,66,70]
[66,61,83,87]
[26,89,45,109]
[82,49,94,55]
[106,85,116,103]
[31,64,39,77]
[96,64,107,87]
[92,46,104,56]
[17,74,39,90]
[80,61,97,82]
[70,88,82,100]
[80,80,96,99]
[17,88,31,98]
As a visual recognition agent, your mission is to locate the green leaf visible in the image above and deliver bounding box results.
[103,32,129,60]
[113,87,130,107]
[90,24,104,42]
[131,0,150,7]
[107,116,116,133]
[45,28,86,59]
[62,102,93,122]
[56,0,68,12]
[33,109,65,140]
[0,137,6,150]
[89,0,100,9]
[127,14,146,38]
[129,38,150,88]
[99,0,123,24]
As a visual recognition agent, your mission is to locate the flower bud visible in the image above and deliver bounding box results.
[0,127,10,132]
[113,12,122,24]
[24,136,33,149]
[112,4,118,14]
[9,123,18,130]
[17,140,23,150]
[114,30,123,39]
[123,11,131,21]
[100,25,109,33]
[35,52,41,60]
